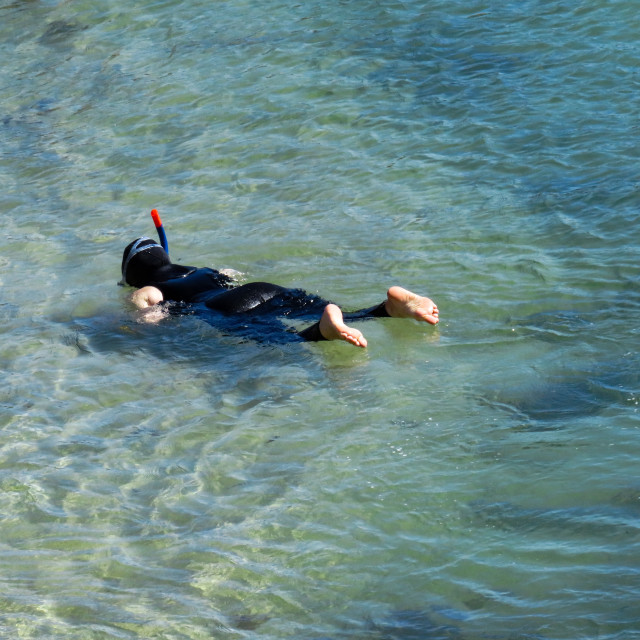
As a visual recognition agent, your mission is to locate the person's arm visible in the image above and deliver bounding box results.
[130,286,164,309]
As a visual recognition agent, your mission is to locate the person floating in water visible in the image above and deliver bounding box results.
[120,237,439,348]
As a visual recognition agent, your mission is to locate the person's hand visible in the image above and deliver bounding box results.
[130,286,164,309]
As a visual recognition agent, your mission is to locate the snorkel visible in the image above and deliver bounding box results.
[119,210,171,286]
[150,209,169,255]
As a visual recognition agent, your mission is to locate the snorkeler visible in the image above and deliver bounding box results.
[120,237,439,348]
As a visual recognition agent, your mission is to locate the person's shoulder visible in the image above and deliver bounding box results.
[200,267,233,286]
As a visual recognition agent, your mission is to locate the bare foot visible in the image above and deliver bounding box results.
[384,286,439,325]
[319,304,368,347]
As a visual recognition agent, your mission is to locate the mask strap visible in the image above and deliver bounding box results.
[120,237,161,284]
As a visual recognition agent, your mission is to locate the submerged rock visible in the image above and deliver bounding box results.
[480,377,604,427]
[508,309,595,343]
[39,20,86,46]
[470,500,640,540]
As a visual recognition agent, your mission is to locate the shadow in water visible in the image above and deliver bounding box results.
[309,607,548,640]
[478,351,639,429]
[479,376,604,428]
[508,309,596,343]
[39,19,87,47]
[469,499,640,541]
[368,609,461,640]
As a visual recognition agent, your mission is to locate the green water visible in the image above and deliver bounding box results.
[1,1,639,638]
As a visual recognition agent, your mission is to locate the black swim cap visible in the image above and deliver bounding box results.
[121,237,170,287]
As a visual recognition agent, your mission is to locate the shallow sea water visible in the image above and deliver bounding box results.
[1,1,639,638]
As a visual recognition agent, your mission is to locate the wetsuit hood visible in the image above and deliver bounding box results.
[121,237,194,287]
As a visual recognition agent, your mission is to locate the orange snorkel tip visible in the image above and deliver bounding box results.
[150,209,169,254]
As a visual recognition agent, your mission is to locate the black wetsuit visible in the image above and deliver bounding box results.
[148,266,389,343]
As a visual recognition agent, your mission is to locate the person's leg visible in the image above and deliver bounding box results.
[340,287,439,324]
[203,283,438,346]
[298,304,368,347]
[203,283,333,344]
[299,286,439,347]
[382,286,439,324]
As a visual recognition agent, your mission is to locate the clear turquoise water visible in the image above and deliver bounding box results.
[1,1,639,638]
